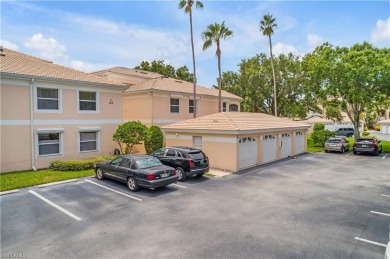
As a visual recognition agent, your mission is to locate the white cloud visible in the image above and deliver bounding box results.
[0,39,19,50]
[272,42,299,56]
[371,17,390,43]
[307,34,324,49]
[24,33,67,60]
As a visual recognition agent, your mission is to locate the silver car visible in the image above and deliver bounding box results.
[324,137,350,153]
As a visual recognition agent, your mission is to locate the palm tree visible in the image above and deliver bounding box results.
[201,21,233,112]
[260,13,278,116]
[179,0,203,118]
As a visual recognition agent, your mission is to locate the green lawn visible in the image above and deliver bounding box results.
[0,169,94,192]
[307,135,390,153]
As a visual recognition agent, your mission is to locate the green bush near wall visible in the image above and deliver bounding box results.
[49,155,116,171]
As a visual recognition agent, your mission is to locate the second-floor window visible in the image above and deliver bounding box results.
[170,98,180,113]
[79,91,97,111]
[37,88,59,110]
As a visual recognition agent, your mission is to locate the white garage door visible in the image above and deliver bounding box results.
[295,132,305,154]
[381,125,386,134]
[239,137,258,170]
[280,133,292,158]
[263,135,277,163]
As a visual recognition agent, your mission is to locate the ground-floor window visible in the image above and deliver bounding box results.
[38,133,61,156]
[79,131,99,152]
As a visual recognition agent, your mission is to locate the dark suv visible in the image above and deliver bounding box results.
[334,127,354,137]
[152,147,209,181]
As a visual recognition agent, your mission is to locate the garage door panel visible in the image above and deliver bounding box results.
[239,137,258,170]
[295,132,305,154]
[281,133,292,158]
[263,135,277,163]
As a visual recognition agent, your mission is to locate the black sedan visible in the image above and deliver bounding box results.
[94,155,178,191]
[353,138,382,156]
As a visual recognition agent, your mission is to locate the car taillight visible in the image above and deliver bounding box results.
[187,159,195,167]
[147,174,155,180]
[173,169,177,175]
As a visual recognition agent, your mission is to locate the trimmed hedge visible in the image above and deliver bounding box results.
[361,131,370,136]
[311,130,335,147]
[49,155,116,171]
[313,123,325,131]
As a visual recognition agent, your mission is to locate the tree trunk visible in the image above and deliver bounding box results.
[189,10,197,118]
[345,104,361,140]
[217,43,222,113]
[269,35,277,116]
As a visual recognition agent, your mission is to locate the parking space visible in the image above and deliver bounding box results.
[1,153,389,258]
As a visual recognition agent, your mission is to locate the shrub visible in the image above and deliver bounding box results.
[144,126,163,154]
[113,121,147,154]
[363,126,368,131]
[374,125,380,131]
[361,131,370,136]
[313,123,325,131]
[311,130,335,147]
[50,155,116,171]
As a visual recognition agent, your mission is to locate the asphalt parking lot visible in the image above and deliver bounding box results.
[1,151,389,258]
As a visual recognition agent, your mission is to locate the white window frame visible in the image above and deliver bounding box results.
[77,90,99,113]
[78,127,100,153]
[170,98,181,114]
[222,102,227,112]
[34,87,62,113]
[36,129,64,158]
[188,99,200,114]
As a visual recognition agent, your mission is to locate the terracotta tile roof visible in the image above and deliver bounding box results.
[125,77,242,100]
[92,66,162,85]
[162,112,310,131]
[0,48,127,88]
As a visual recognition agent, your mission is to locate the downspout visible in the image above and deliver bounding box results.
[30,78,36,171]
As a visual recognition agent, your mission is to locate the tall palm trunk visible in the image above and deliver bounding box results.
[269,35,277,116]
[217,43,222,112]
[189,10,197,118]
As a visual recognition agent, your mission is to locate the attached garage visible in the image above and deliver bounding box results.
[379,120,390,135]
[162,112,310,172]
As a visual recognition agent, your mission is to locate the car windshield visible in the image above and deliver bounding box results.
[135,157,162,169]
[356,139,374,143]
[187,151,204,160]
[327,139,341,143]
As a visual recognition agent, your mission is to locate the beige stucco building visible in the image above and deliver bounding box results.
[162,112,310,172]
[0,48,128,172]
[92,67,242,127]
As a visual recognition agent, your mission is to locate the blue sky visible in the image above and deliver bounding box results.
[1,1,389,87]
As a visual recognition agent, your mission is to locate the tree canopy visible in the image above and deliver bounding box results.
[303,42,390,138]
[134,60,194,82]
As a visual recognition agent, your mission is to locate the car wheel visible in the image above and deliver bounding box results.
[127,177,139,192]
[96,168,105,180]
[341,147,345,153]
[325,150,329,153]
[176,167,186,181]
[379,147,383,153]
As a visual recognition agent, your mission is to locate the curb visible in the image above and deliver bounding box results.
[0,189,20,196]
[38,179,78,188]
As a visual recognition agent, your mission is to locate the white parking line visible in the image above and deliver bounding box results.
[381,194,390,198]
[354,237,387,247]
[29,190,82,221]
[345,153,351,157]
[382,154,388,159]
[172,183,186,189]
[370,211,390,217]
[85,180,142,201]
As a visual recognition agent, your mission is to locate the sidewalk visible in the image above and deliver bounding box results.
[367,130,390,141]
[208,168,232,178]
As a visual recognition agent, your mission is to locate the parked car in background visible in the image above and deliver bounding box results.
[334,127,354,137]
[353,138,382,156]
[324,137,350,153]
[94,155,178,192]
[152,147,209,181]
